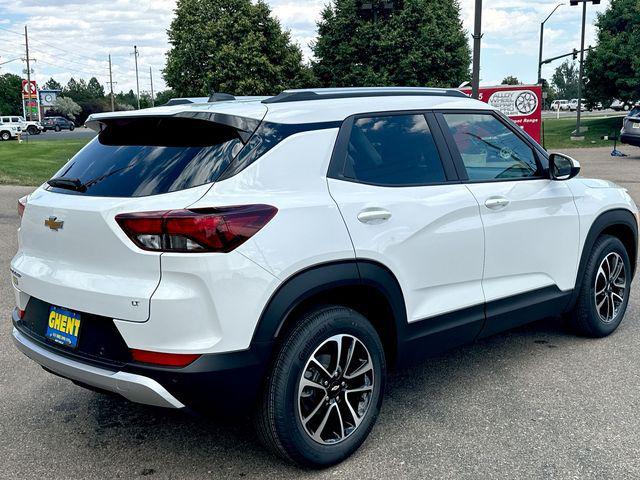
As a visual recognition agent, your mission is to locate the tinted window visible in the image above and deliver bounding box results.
[48,117,245,197]
[345,114,446,186]
[11,117,19,122]
[442,113,538,181]
[629,107,640,117]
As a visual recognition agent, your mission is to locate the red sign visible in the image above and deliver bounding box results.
[22,80,37,98]
[460,85,543,143]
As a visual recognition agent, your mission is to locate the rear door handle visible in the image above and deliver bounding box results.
[357,208,392,224]
[484,197,510,210]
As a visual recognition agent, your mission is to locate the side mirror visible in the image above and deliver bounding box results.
[549,153,580,181]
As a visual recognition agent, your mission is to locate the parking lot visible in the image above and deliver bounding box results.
[2,145,640,479]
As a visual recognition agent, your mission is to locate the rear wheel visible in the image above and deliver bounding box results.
[54,125,61,132]
[568,235,631,337]
[256,305,385,468]
[69,124,75,131]
[0,131,10,141]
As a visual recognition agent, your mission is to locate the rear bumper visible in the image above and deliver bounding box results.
[12,326,184,409]
[621,133,640,147]
[11,307,273,412]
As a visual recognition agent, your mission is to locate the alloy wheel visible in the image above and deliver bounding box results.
[297,334,375,445]
[594,252,627,323]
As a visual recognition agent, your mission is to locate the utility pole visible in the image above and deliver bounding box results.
[149,67,155,107]
[471,0,483,99]
[133,45,140,110]
[24,25,33,121]
[108,54,116,112]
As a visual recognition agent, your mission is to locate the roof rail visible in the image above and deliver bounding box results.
[262,87,468,104]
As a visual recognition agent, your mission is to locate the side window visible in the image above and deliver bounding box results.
[344,114,446,186]
[11,117,19,123]
[1,117,8,123]
[442,113,539,181]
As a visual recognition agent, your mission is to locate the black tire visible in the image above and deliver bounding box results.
[568,235,631,337]
[27,126,37,135]
[54,125,61,132]
[0,131,10,141]
[69,124,75,131]
[255,305,386,468]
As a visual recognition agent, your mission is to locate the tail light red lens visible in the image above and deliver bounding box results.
[115,205,277,253]
[130,349,200,367]
[17,195,28,218]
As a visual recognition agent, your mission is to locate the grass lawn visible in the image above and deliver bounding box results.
[0,139,89,186]
[542,116,624,150]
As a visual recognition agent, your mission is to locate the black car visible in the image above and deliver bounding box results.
[42,116,75,132]
[620,106,640,147]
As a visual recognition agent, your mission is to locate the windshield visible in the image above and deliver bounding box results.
[47,117,246,197]
[629,107,640,117]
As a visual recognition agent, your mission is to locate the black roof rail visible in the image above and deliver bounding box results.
[262,88,468,104]
[208,92,236,102]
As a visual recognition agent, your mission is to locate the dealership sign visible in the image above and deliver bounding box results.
[460,85,543,143]
[21,80,37,98]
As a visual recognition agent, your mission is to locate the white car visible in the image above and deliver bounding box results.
[11,88,639,467]
[18,116,44,135]
[0,116,23,140]
[551,99,570,111]
[569,99,587,112]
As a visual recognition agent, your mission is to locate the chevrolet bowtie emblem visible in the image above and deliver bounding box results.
[45,216,64,231]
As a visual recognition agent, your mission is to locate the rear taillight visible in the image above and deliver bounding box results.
[115,205,277,253]
[17,195,28,218]
[130,349,200,367]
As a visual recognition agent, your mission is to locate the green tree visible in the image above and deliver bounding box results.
[552,61,580,99]
[87,77,105,98]
[0,73,22,115]
[52,97,82,120]
[312,0,470,87]
[585,0,640,103]
[164,0,313,96]
[44,77,63,91]
[501,76,521,85]
[155,89,176,105]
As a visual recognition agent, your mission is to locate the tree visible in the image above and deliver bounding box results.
[164,0,313,96]
[585,0,640,103]
[52,97,82,120]
[0,73,22,115]
[44,77,63,91]
[552,61,580,99]
[501,76,521,85]
[87,77,105,98]
[155,89,176,105]
[312,0,470,87]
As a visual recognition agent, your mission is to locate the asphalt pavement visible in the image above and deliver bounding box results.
[2,145,640,479]
[21,127,97,142]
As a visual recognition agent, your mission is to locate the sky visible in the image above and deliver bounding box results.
[0,0,611,96]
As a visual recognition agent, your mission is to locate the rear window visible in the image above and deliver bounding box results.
[630,107,640,117]
[48,117,246,197]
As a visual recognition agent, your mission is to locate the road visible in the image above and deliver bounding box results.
[2,145,640,479]
[22,127,97,142]
[542,109,628,119]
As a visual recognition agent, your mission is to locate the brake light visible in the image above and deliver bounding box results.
[130,349,200,367]
[115,205,277,253]
[17,195,28,218]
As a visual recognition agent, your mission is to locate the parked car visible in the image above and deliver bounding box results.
[611,99,637,111]
[551,99,570,111]
[0,116,22,140]
[11,88,639,467]
[620,104,640,147]
[42,116,75,132]
[569,99,587,112]
[19,116,44,135]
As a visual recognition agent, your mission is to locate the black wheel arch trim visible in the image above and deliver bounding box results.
[567,208,638,310]
[251,259,408,350]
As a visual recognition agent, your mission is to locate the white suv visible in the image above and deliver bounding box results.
[11,88,638,467]
[0,116,23,140]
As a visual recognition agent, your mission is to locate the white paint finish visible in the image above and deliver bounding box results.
[328,179,485,321]
[193,128,356,281]
[114,251,280,354]
[11,184,212,322]
[465,179,580,301]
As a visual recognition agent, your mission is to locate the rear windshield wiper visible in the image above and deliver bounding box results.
[47,177,87,192]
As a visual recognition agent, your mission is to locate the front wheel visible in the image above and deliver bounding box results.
[256,305,386,468]
[568,235,631,337]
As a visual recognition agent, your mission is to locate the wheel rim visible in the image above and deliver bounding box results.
[594,252,627,323]
[297,334,375,445]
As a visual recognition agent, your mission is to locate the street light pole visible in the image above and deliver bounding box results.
[471,0,482,99]
[570,0,600,137]
[538,3,563,84]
